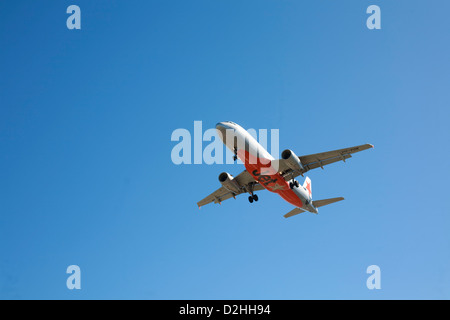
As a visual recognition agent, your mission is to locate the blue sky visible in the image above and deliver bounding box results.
[0,0,449,299]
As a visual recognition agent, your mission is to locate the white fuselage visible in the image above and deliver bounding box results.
[215,121,317,213]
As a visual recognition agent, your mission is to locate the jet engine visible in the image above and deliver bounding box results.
[281,149,304,172]
[218,172,241,194]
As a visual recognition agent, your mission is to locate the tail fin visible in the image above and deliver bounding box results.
[303,177,312,198]
[312,197,344,208]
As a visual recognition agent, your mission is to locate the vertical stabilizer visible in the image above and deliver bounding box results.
[303,177,312,198]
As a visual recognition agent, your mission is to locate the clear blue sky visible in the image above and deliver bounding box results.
[1,0,449,299]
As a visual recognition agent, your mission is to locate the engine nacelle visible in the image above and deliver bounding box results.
[281,149,304,172]
[218,172,241,194]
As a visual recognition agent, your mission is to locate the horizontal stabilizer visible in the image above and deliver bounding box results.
[284,207,306,218]
[313,197,344,208]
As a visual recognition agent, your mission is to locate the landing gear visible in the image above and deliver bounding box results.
[247,183,258,203]
[248,194,258,203]
[289,180,300,189]
[233,147,238,161]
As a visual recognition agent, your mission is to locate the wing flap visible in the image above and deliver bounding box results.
[300,144,373,168]
[303,154,352,171]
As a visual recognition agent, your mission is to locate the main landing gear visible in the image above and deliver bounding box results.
[289,180,300,189]
[247,183,258,203]
[248,194,259,203]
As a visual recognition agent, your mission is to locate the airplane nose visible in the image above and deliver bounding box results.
[216,122,227,139]
[216,122,236,143]
[216,121,235,130]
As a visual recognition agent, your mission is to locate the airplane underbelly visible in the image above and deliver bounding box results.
[241,154,303,208]
[277,189,304,208]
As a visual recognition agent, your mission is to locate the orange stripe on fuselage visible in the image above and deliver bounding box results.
[238,150,303,208]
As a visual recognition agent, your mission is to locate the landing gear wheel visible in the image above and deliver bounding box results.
[294,180,300,188]
[252,194,258,202]
[289,182,294,189]
[248,196,254,203]
[233,155,238,161]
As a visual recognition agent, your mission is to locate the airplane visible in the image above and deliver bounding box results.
[197,121,373,218]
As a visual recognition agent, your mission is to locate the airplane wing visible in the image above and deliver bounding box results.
[276,144,374,180]
[197,170,265,208]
